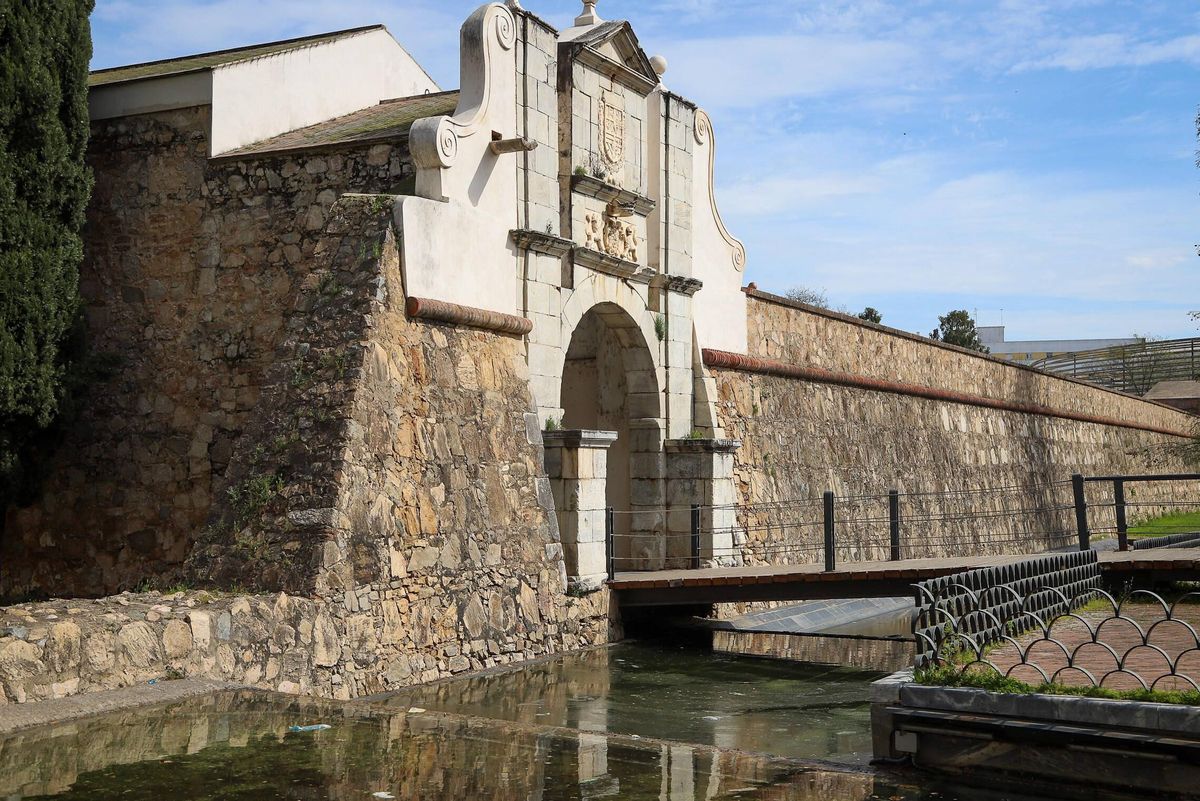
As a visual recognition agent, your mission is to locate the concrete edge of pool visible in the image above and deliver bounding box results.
[871,670,1200,799]
[0,679,239,735]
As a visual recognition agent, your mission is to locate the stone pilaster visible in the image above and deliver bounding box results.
[664,438,742,567]
[543,429,618,591]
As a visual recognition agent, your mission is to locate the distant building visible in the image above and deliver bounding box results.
[977,326,1138,366]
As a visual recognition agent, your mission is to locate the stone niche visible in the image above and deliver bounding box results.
[558,21,660,277]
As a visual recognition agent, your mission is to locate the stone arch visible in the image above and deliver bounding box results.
[558,285,667,572]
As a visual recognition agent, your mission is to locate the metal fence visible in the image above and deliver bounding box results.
[604,473,1200,576]
[913,553,1200,692]
[1033,336,1200,395]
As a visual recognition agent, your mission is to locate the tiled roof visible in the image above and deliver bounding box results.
[89,26,385,87]
[217,91,460,159]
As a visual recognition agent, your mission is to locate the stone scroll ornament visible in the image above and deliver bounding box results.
[409,3,515,196]
[694,109,746,271]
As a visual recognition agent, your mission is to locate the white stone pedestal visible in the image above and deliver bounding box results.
[544,429,618,592]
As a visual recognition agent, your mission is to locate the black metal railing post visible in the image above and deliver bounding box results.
[823,491,836,572]
[605,507,615,581]
[888,489,901,561]
[1071,473,1090,551]
[1114,479,1128,552]
[690,504,701,567]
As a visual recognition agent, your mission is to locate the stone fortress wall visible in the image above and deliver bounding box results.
[0,0,1196,709]
[709,290,1196,567]
[1,105,421,598]
[0,196,612,706]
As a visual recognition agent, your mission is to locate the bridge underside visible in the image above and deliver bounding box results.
[610,548,1200,607]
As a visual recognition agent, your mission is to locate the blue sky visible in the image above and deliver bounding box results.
[91,0,1199,340]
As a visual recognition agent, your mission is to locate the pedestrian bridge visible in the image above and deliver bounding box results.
[610,547,1200,607]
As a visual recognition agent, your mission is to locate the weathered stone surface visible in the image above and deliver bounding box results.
[162,620,193,659]
[117,623,163,670]
[47,622,82,673]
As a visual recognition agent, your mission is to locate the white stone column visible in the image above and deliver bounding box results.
[544,429,618,591]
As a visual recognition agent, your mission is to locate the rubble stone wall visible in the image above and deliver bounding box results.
[712,292,1198,567]
[0,196,613,705]
[1,107,415,598]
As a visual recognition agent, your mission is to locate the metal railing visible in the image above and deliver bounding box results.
[1072,473,1200,551]
[914,555,1200,692]
[598,472,1200,578]
[1033,336,1200,396]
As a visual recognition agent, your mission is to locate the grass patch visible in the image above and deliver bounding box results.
[916,663,1200,706]
[1128,511,1200,539]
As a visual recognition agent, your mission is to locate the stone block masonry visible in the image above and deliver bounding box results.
[0,195,614,704]
[709,290,1197,574]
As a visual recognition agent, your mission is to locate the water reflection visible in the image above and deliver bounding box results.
[0,691,903,801]
[383,642,884,763]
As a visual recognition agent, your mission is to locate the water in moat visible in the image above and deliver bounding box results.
[383,641,882,763]
[0,643,1133,800]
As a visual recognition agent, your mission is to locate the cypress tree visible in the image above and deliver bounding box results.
[0,0,95,505]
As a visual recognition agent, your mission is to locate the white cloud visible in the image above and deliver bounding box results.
[1015,33,1200,71]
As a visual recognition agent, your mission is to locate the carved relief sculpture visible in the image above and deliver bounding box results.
[598,91,624,187]
[584,212,604,252]
[585,210,638,263]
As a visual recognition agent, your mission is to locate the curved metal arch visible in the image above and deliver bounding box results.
[1051,664,1098,687]
[1068,638,1121,671]
[1145,617,1200,650]
[1126,589,1171,619]
[1168,593,1200,619]
[1005,661,1050,684]
[1095,614,1147,644]
[1171,646,1200,674]
[1098,668,1149,692]
[1117,642,1174,674]
[1151,672,1200,693]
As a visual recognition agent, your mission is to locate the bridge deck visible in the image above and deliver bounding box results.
[610,548,1200,606]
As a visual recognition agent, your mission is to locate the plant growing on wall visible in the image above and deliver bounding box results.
[0,0,95,512]
[654,314,666,342]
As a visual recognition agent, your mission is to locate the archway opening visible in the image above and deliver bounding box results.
[560,303,663,568]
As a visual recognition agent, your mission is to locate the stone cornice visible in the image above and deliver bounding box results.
[571,46,658,96]
[542,429,619,449]
[701,348,1195,440]
[653,274,702,296]
[510,228,574,257]
[570,175,656,216]
[573,246,655,283]
[406,296,533,336]
[664,438,742,454]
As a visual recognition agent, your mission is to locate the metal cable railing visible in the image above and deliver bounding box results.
[598,473,1200,577]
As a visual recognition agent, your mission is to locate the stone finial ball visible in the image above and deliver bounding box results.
[650,55,668,77]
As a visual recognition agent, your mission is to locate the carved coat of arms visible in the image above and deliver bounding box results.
[599,92,624,172]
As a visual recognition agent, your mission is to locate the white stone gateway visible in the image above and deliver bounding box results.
[400,1,748,580]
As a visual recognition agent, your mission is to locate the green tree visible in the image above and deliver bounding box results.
[857,306,882,324]
[0,0,95,506]
[929,309,989,352]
